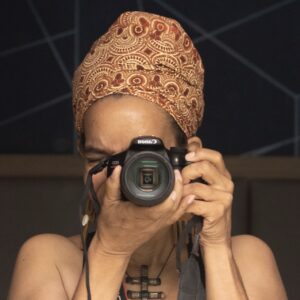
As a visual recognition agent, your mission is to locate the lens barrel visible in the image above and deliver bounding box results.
[121,151,175,206]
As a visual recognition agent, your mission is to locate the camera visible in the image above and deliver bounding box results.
[107,136,188,207]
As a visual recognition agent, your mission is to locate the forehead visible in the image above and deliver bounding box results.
[83,95,176,152]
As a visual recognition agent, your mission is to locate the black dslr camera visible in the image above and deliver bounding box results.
[107,136,188,207]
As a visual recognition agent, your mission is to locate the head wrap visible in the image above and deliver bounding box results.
[72,11,205,138]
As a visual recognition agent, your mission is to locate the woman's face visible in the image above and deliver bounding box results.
[81,94,178,194]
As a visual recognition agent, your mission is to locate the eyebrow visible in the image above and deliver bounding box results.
[83,145,112,155]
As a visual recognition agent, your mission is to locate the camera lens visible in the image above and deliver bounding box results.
[140,168,157,189]
[121,151,174,206]
[143,174,152,184]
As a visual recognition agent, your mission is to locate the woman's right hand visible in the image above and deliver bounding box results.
[92,165,191,257]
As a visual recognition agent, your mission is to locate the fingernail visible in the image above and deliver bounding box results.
[185,152,195,160]
[186,195,195,204]
[171,191,177,202]
[175,169,182,182]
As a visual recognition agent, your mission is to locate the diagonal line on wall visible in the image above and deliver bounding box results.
[0,93,71,127]
[242,134,300,156]
[154,0,297,99]
[137,0,144,11]
[0,30,75,58]
[193,0,297,44]
[27,0,72,88]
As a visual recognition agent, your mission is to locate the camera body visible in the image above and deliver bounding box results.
[107,136,188,206]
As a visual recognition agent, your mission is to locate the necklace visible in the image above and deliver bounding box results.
[125,245,175,300]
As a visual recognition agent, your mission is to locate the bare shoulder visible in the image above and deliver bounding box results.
[231,235,287,300]
[16,233,82,265]
[68,233,82,249]
[25,232,81,249]
[232,234,274,260]
[8,233,83,300]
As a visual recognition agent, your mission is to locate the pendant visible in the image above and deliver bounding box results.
[126,265,165,299]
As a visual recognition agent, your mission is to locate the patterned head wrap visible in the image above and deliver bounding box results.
[72,11,205,138]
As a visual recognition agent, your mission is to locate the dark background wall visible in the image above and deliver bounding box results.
[0,0,299,155]
[0,1,299,299]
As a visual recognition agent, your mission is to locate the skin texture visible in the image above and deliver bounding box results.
[8,95,287,300]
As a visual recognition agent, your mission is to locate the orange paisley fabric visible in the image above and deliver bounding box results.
[72,11,205,138]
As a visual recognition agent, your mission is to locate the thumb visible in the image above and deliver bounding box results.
[103,165,122,203]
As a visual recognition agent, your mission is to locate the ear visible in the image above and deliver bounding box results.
[187,135,202,152]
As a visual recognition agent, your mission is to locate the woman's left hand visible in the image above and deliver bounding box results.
[181,136,234,248]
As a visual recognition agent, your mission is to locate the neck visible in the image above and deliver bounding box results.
[127,226,175,276]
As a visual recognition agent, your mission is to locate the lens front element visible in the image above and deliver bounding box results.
[139,167,159,190]
[121,151,174,206]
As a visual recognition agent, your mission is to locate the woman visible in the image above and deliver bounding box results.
[8,11,287,300]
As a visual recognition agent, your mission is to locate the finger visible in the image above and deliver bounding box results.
[172,169,184,210]
[186,200,228,220]
[182,160,222,185]
[182,183,233,206]
[185,148,231,179]
[167,194,195,224]
[148,169,183,217]
[163,169,183,211]
[93,167,108,195]
[103,165,122,204]
[182,161,234,192]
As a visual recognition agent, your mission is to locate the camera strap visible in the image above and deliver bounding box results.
[79,160,109,220]
[176,215,206,300]
[79,160,109,300]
